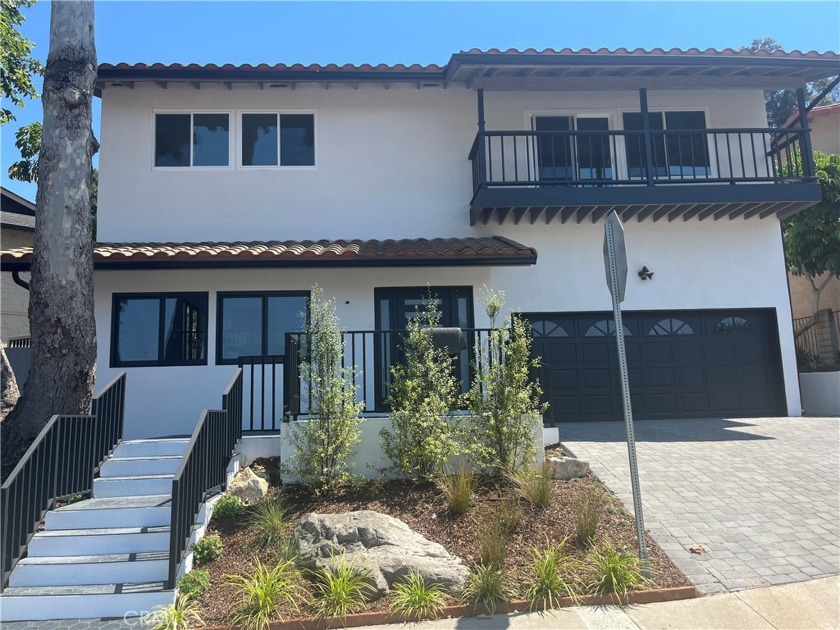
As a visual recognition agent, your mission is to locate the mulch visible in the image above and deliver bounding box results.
[194,459,689,627]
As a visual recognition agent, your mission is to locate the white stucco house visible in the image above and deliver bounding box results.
[3,47,839,440]
[2,46,840,622]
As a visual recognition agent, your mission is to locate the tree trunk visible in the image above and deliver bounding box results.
[1,347,20,421]
[1,1,97,477]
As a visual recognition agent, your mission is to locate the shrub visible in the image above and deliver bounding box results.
[525,541,578,611]
[459,563,508,615]
[511,462,553,509]
[177,568,209,601]
[249,498,291,550]
[585,540,650,597]
[287,286,363,491]
[436,463,476,514]
[309,553,375,618]
[389,571,448,620]
[478,515,509,567]
[213,493,244,519]
[468,290,547,476]
[573,485,606,547]
[228,558,305,630]
[497,496,522,537]
[381,293,464,478]
[191,534,223,566]
[142,596,202,630]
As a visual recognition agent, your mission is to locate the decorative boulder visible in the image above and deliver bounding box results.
[228,467,268,504]
[548,456,590,480]
[293,510,469,599]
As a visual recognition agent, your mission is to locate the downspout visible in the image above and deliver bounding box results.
[11,271,29,291]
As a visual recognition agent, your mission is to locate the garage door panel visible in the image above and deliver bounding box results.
[526,309,782,423]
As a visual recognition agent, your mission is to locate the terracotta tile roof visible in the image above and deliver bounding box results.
[98,61,445,73]
[0,237,537,270]
[457,47,838,59]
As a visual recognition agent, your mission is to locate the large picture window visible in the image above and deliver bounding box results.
[241,113,315,167]
[155,113,230,167]
[217,292,309,364]
[111,293,208,367]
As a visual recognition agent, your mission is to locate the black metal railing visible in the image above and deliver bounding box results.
[237,328,495,431]
[469,127,816,194]
[793,310,840,371]
[0,373,126,590]
[167,369,242,588]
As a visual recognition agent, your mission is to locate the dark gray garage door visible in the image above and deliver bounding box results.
[526,309,785,424]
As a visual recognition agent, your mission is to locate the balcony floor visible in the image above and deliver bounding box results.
[470,182,822,225]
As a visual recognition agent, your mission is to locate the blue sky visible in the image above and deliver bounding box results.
[3,0,839,201]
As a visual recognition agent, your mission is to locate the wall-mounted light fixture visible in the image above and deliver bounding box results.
[638,266,654,281]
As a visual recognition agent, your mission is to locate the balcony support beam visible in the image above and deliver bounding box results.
[795,87,815,179]
[639,88,655,187]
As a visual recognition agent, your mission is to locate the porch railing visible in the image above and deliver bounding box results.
[469,127,815,195]
[0,373,126,590]
[167,368,242,588]
[237,328,495,431]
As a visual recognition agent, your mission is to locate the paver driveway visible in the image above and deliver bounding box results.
[559,417,840,594]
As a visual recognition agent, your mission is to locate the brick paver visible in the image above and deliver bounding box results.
[560,417,840,594]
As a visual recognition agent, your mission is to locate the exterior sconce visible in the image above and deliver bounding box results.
[638,266,654,281]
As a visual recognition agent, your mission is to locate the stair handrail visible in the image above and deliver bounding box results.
[167,369,242,588]
[0,372,127,591]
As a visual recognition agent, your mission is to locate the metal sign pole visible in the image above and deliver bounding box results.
[604,213,650,570]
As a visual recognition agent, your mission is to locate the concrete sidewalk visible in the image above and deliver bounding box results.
[362,576,839,630]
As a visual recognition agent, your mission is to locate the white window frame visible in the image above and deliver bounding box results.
[151,109,235,171]
[524,110,617,183]
[616,106,717,181]
[237,109,318,170]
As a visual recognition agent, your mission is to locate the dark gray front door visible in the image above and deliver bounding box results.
[526,309,785,424]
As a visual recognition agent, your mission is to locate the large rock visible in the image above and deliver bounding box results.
[228,467,268,504]
[293,510,468,599]
[548,456,590,480]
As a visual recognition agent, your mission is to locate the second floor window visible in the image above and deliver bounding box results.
[242,113,315,167]
[155,113,230,167]
[623,111,711,179]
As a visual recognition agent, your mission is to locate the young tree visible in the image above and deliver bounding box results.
[468,290,546,476]
[783,151,840,317]
[1,0,98,473]
[381,295,463,478]
[287,286,362,491]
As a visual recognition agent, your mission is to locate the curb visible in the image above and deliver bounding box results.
[205,585,697,629]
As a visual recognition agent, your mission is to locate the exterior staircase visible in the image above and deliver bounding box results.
[0,438,190,622]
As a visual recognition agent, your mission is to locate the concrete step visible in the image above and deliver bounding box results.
[112,438,189,459]
[0,581,174,622]
[45,495,172,530]
[9,552,169,587]
[28,525,169,557]
[100,455,182,478]
[93,474,174,498]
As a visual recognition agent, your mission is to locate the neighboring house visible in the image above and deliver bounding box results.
[784,102,840,321]
[0,187,34,344]
[2,48,839,438]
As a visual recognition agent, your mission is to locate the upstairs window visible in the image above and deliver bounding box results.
[155,113,230,167]
[623,111,710,179]
[112,293,208,367]
[241,113,315,167]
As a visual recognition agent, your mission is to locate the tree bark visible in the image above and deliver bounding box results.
[1,1,97,477]
[1,347,20,421]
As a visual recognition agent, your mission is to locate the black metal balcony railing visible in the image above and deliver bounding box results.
[469,127,814,192]
[237,328,495,432]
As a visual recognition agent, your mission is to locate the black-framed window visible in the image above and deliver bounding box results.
[534,116,613,183]
[623,111,710,179]
[216,292,309,364]
[241,113,315,167]
[155,113,230,167]
[111,293,208,367]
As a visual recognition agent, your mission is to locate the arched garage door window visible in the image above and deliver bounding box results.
[585,320,632,337]
[648,318,695,336]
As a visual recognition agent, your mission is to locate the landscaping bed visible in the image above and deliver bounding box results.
[190,461,690,627]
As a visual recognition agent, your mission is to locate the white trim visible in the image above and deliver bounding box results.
[151,109,235,171]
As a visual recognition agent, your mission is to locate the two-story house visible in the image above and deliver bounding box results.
[3,48,839,441]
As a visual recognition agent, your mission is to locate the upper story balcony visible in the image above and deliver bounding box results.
[468,91,822,226]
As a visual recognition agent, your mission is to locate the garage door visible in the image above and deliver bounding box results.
[526,309,785,424]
